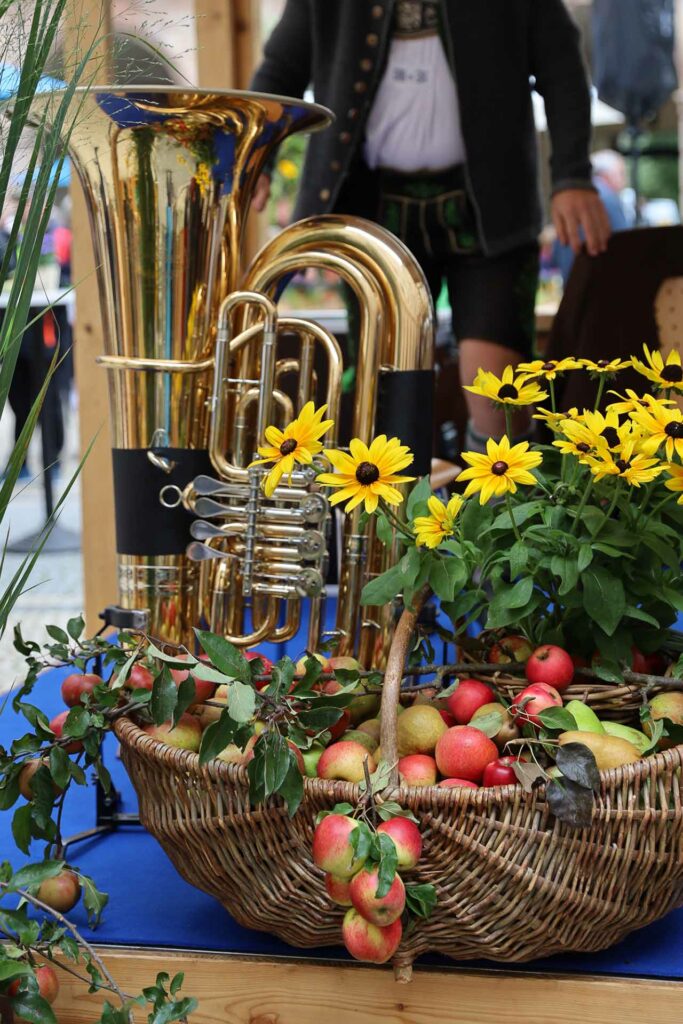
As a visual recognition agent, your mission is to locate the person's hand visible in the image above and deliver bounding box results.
[551,188,611,257]
[252,174,272,213]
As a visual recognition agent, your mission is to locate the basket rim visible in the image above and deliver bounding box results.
[114,714,683,807]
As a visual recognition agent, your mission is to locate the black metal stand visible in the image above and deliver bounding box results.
[60,606,148,853]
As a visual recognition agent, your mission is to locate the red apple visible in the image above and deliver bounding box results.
[242,735,306,774]
[438,709,457,728]
[488,635,533,665]
[446,679,496,724]
[317,741,376,783]
[49,710,84,754]
[525,644,574,691]
[325,873,353,907]
[245,650,275,690]
[8,963,59,1005]
[376,818,422,870]
[397,754,437,787]
[142,712,202,752]
[61,672,101,708]
[342,908,402,964]
[18,759,62,800]
[510,682,563,727]
[437,778,479,789]
[317,680,352,741]
[123,663,155,691]
[350,866,405,926]
[168,654,216,706]
[482,756,526,788]
[36,869,81,913]
[434,726,498,783]
[312,814,365,878]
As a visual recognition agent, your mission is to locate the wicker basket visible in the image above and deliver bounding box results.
[114,606,683,979]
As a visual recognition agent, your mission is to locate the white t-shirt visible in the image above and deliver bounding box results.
[363,30,466,173]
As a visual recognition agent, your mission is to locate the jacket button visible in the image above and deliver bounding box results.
[371,4,383,17]
[360,58,372,72]
[366,33,379,46]
[330,160,341,172]
[340,131,352,144]
[320,188,331,201]
[347,108,359,120]
[353,81,367,94]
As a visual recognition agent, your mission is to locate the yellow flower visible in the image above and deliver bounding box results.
[317,435,414,514]
[663,463,683,504]
[458,435,542,505]
[576,408,622,450]
[413,494,464,548]
[630,403,683,462]
[579,357,631,374]
[249,402,334,497]
[516,357,580,380]
[553,420,608,463]
[631,345,683,393]
[278,158,299,180]
[585,434,663,487]
[533,406,580,431]
[464,365,548,407]
[607,389,675,415]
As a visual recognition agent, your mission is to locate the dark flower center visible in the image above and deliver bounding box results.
[542,362,556,372]
[601,427,619,448]
[661,364,683,383]
[616,459,630,473]
[356,461,380,485]
[597,359,611,369]
[576,443,591,453]
[279,438,298,456]
[498,384,518,400]
[491,460,509,476]
[665,421,683,439]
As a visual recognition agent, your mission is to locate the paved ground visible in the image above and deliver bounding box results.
[0,398,83,692]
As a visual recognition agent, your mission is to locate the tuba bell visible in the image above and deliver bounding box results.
[41,87,434,666]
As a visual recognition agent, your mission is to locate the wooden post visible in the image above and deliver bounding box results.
[65,0,116,632]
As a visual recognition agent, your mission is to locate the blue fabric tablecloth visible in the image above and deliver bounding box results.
[1,622,682,980]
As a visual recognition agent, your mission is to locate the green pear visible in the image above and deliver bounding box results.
[343,729,378,754]
[565,700,605,734]
[558,731,641,771]
[602,721,651,755]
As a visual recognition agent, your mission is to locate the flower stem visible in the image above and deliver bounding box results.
[594,375,606,411]
[379,498,415,541]
[549,379,557,414]
[570,476,594,535]
[642,491,677,530]
[592,480,622,540]
[504,405,513,441]
[504,493,522,543]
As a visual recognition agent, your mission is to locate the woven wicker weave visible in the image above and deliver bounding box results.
[115,704,683,977]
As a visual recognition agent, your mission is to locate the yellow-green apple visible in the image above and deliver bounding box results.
[488,634,533,665]
[142,712,201,752]
[312,814,366,878]
[197,683,229,729]
[470,702,520,749]
[435,725,498,783]
[645,692,683,748]
[215,743,248,766]
[325,873,353,906]
[510,682,563,726]
[398,754,437,787]
[350,866,405,925]
[18,759,62,800]
[36,869,81,913]
[341,908,402,964]
[169,654,216,706]
[302,743,325,777]
[295,652,328,677]
[342,729,378,754]
[446,679,496,725]
[61,672,102,708]
[376,817,422,870]
[8,963,59,1005]
[396,704,447,756]
[437,777,479,789]
[49,710,84,754]
[317,741,376,783]
[357,718,381,743]
[525,644,574,691]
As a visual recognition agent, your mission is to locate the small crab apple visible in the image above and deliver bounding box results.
[376,817,422,870]
[525,644,574,692]
[437,778,479,789]
[49,710,84,754]
[446,679,496,724]
[482,756,526,787]
[317,741,375,783]
[325,874,353,906]
[350,867,406,926]
[488,634,533,665]
[61,672,102,708]
[510,683,563,726]
[342,908,402,964]
[434,726,498,783]
[312,814,365,878]
[397,754,437,787]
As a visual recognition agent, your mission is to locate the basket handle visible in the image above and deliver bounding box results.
[379,585,430,788]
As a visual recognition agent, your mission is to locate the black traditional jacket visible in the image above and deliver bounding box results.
[251,0,594,256]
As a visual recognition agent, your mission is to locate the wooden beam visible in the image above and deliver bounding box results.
[53,947,683,1024]
[65,1,116,633]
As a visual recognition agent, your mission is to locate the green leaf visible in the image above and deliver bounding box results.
[405,882,437,919]
[375,832,399,899]
[9,860,64,891]
[260,733,290,797]
[546,777,594,829]
[555,743,601,791]
[551,555,579,597]
[170,973,185,997]
[0,960,32,982]
[468,711,503,739]
[375,801,419,823]
[490,576,534,612]
[429,557,467,602]
[173,677,198,726]
[406,477,433,520]
[194,630,251,682]
[45,624,69,644]
[11,804,32,855]
[582,568,625,637]
[9,992,57,1024]
[67,615,85,641]
[577,544,593,572]
[538,707,578,732]
[508,540,528,578]
[488,501,543,531]
[198,712,239,764]
[278,751,304,817]
[376,511,394,547]
[49,745,71,790]
[361,564,403,606]
[80,873,109,927]
[226,680,256,723]
[150,668,178,726]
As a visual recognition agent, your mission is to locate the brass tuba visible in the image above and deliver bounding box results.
[44,88,434,665]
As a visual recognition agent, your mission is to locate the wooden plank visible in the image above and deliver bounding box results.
[52,947,682,1024]
[65,0,116,633]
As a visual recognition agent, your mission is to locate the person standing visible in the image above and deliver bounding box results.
[251,0,610,449]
